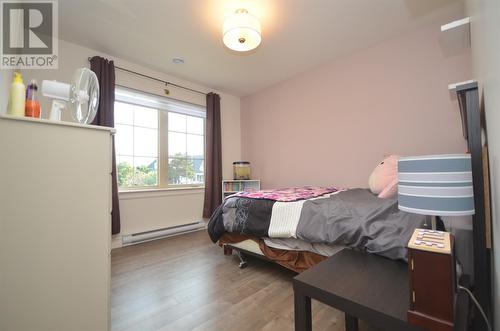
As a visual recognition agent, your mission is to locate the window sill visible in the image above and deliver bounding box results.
[119,186,205,200]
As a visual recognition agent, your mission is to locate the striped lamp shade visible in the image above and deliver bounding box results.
[398,154,475,216]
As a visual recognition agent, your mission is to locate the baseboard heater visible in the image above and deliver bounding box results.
[122,221,206,246]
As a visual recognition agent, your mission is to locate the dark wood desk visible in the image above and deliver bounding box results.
[293,249,425,331]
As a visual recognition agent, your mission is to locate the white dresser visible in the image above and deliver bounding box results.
[0,115,113,331]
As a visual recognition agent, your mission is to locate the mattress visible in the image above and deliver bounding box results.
[231,238,345,257]
[230,239,264,256]
[220,233,336,272]
[264,237,345,257]
[229,237,344,257]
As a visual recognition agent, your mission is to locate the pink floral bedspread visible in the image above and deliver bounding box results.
[234,186,339,202]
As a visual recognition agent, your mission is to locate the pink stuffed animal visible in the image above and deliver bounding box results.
[369,155,399,199]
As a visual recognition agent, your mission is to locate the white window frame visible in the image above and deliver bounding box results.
[115,87,206,190]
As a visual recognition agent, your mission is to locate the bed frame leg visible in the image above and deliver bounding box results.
[223,244,233,256]
[237,251,248,269]
[222,244,248,268]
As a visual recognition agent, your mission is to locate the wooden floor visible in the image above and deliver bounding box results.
[111,230,378,331]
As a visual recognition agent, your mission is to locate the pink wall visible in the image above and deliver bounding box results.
[241,22,472,189]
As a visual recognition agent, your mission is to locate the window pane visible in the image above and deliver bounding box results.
[133,157,158,186]
[115,124,133,156]
[189,158,204,184]
[115,102,134,125]
[168,112,186,132]
[186,134,204,158]
[134,105,158,129]
[168,132,186,157]
[134,127,158,157]
[168,157,191,185]
[187,116,204,135]
[117,156,134,187]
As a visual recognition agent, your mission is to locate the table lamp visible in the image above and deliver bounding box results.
[398,153,475,228]
[398,154,475,331]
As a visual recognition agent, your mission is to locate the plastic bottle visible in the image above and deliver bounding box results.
[25,79,41,118]
[8,72,25,116]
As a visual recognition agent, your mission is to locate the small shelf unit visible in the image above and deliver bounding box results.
[222,179,260,200]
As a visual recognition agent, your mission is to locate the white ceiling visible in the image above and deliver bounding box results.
[59,0,464,96]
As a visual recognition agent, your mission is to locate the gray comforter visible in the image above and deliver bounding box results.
[208,188,429,260]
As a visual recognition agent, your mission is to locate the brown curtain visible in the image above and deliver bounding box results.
[203,92,223,218]
[90,56,121,235]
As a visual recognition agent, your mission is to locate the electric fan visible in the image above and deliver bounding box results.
[41,68,99,124]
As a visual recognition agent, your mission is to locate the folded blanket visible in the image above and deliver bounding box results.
[208,188,428,260]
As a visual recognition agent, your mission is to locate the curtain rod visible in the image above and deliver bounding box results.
[87,57,207,96]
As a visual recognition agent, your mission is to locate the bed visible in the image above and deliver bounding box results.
[208,186,429,272]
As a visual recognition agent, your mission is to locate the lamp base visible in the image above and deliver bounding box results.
[407,232,456,331]
[430,216,446,231]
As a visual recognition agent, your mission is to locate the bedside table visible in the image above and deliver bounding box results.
[293,249,469,331]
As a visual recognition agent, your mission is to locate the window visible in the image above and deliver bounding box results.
[114,87,205,189]
[168,112,205,185]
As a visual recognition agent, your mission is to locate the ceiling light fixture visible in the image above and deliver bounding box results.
[223,8,261,52]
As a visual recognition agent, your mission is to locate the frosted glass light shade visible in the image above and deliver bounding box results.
[223,9,261,52]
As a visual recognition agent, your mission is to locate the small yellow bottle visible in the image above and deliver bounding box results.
[8,72,26,117]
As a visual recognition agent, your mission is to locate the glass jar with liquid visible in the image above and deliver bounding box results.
[233,161,251,180]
